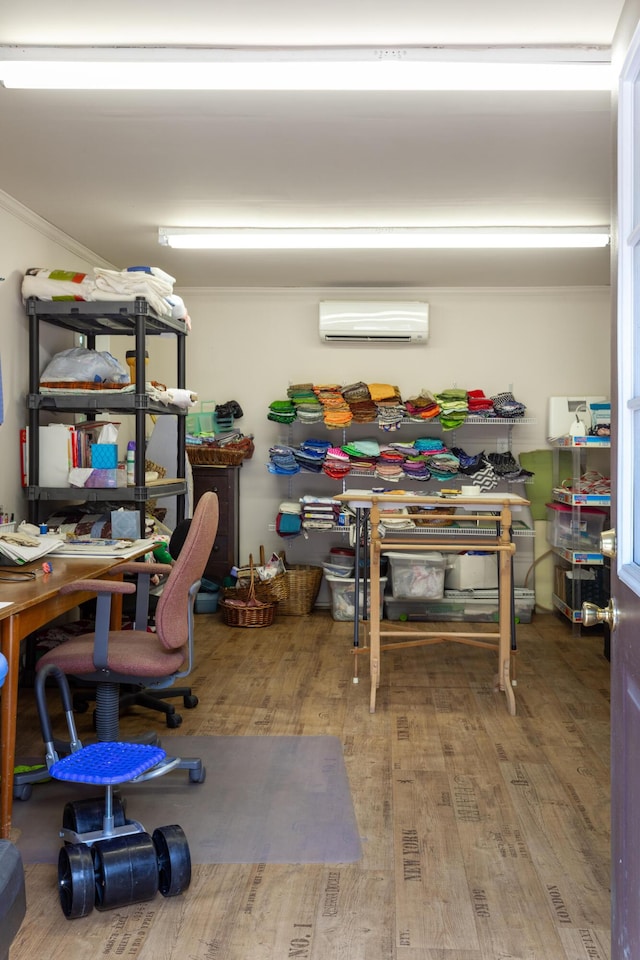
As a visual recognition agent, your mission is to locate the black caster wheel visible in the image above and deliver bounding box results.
[62,795,127,836]
[166,713,183,729]
[153,825,192,897]
[183,694,199,709]
[189,765,206,784]
[58,843,95,919]
[13,783,33,801]
[93,833,159,911]
[72,697,90,714]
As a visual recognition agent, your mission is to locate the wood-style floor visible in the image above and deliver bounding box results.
[9,611,611,960]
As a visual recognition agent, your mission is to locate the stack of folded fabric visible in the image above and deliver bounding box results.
[314,384,353,429]
[268,445,300,474]
[268,399,297,424]
[290,439,331,473]
[375,447,406,482]
[300,496,341,530]
[490,391,527,418]
[378,506,416,528]
[323,447,352,479]
[340,438,380,475]
[426,451,461,481]
[435,388,469,430]
[287,383,324,423]
[404,391,440,421]
[341,382,378,423]
[401,456,432,481]
[466,389,495,417]
[413,438,446,456]
[275,501,303,538]
[369,383,405,431]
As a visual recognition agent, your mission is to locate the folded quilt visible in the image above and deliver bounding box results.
[22,266,191,327]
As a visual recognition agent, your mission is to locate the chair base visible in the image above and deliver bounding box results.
[73,685,199,729]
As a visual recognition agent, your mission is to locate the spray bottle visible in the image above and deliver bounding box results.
[126,440,136,486]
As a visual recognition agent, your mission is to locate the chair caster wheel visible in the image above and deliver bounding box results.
[183,694,198,709]
[166,713,183,729]
[13,783,33,801]
[189,765,206,784]
[72,697,90,714]
[153,825,191,896]
[58,843,95,918]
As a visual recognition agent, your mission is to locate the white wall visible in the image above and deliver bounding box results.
[178,286,611,568]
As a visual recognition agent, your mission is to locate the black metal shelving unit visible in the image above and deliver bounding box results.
[26,297,188,529]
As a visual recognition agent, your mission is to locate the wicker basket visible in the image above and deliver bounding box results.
[407,505,455,527]
[186,446,245,466]
[277,563,323,616]
[231,546,289,603]
[220,555,276,628]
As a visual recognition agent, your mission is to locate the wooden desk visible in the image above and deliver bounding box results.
[336,491,530,716]
[0,556,127,839]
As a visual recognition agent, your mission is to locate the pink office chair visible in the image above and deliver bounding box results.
[35,491,219,751]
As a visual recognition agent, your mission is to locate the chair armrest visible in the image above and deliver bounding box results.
[59,579,136,597]
[110,562,171,577]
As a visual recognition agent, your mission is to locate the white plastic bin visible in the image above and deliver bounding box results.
[325,575,387,621]
[386,552,446,600]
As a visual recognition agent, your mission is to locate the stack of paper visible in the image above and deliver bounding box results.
[0,532,63,565]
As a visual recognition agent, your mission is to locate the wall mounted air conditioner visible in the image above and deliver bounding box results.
[319,300,429,343]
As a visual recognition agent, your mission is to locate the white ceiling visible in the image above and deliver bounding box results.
[0,1,625,288]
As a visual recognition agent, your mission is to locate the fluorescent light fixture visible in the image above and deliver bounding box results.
[158,226,611,251]
[0,45,611,91]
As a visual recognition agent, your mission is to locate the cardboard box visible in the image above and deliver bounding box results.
[445,553,499,591]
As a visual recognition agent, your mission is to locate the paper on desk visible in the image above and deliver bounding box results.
[0,533,64,565]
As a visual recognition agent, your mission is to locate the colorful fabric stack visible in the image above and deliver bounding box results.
[375,447,406,482]
[466,389,495,416]
[267,445,300,474]
[490,391,527,418]
[287,383,324,423]
[368,383,405,431]
[435,388,469,430]
[404,391,440,421]
[323,446,352,479]
[291,439,331,473]
[341,382,378,423]
[314,384,353,429]
[268,399,297,424]
[401,455,432,481]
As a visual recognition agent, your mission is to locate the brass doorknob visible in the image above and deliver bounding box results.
[582,599,618,630]
[600,528,616,558]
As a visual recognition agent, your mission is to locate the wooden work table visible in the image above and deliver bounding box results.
[0,554,132,839]
[335,490,531,716]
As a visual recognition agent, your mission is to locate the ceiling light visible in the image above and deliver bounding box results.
[0,45,611,91]
[158,226,611,251]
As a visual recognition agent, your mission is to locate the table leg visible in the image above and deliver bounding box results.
[498,543,516,716]
[0,619,19,839]
[369,533,381,713]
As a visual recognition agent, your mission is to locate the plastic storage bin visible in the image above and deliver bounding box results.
[546,502,607,551]
[325,575,387,621]
[384,588,535,623]
[386,552,446,600]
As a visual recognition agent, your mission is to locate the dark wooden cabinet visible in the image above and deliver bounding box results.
[192,465,240,584]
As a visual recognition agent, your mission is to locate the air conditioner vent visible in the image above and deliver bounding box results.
[319,300,429,344]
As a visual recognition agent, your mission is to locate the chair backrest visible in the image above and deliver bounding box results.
[154,491,219,650]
